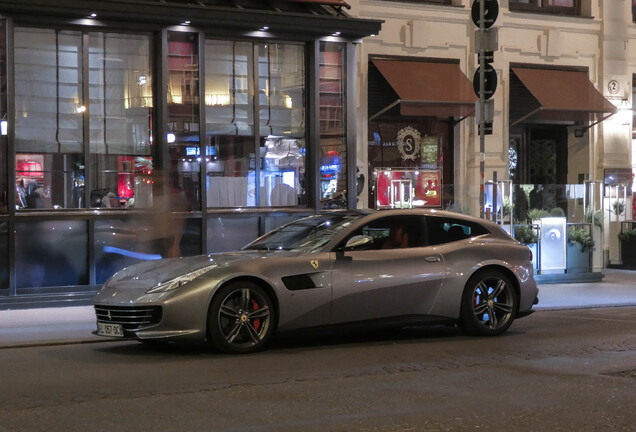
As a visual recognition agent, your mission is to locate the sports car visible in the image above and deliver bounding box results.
[93,209,539,353]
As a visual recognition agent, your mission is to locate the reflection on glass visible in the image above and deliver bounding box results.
[167,32,200,211]
[95,217,200,284]
[89,32,153,209]
[15,28,84,209]
[15,220,88,288]
[205,40,255,207]
[319,42,346,209]
[204,40,306,208]
[207,216,259,253]
[258,43,305,207]
[0,221,7,289]
[0,20,6,212]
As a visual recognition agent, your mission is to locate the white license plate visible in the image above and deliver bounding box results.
[97,322,124,337]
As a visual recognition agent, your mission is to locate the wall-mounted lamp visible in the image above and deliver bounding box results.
[618,98,632,126]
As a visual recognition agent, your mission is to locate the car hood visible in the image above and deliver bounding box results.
[105,250,288,289]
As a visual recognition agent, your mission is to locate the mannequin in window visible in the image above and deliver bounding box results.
[382,224,409,249]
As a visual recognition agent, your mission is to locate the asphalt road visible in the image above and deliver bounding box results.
[1,307,635,432]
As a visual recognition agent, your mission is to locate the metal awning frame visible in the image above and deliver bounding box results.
[369,99,473,123]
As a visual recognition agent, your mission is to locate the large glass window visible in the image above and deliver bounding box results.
[15,220,88,288]
[509,0,580,16]
[89,33,153,209]
[167,32,200,212]
[15,28,84,210]
[0,20,6,213]
[258,43,306,207]
[319,42,346,209]
[205,40,255,207]
[204,39,306,208]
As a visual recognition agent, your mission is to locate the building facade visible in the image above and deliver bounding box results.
[0,0,381,307]
[352,0,635,268]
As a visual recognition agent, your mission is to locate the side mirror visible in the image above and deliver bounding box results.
[344,235,374,250]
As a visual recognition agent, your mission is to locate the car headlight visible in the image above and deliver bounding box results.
[145,265,216,294]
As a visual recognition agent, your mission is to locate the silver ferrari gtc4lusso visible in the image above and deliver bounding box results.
[93,209,538,353]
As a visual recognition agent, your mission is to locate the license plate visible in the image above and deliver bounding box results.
[97,322,124,337]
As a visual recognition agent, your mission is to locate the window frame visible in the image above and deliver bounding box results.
[508,0,581,17]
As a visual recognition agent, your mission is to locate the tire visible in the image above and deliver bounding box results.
[207,281,274,354]
[459,270,518,336]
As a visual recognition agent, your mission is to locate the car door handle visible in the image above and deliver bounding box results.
[425,256,441,262]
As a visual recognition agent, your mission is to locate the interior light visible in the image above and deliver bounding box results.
[167,133,176,143]
[1,120,7,136]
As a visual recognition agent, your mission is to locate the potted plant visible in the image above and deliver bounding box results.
[567,227,594,273]
[611,200,625,216]
[618,227,636,269]
[584,208,603,231]
[549,207,565,217]
[527,208,548,224]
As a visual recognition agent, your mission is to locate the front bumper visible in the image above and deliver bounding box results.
[92,278,215,343]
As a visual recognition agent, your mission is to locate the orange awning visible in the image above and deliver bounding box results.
[511,67,617,125]
[371,59,477,119]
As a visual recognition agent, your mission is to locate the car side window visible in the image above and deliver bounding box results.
[425,216,489,246]
[340,215,426,250]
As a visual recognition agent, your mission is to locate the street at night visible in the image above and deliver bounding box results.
[1,307,634,432]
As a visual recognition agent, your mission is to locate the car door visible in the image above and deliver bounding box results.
[329,215,445,325]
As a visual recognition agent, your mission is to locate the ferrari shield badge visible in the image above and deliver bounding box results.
[310,260,319,269]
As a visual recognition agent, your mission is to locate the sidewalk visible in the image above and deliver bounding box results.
[1,269,635,349]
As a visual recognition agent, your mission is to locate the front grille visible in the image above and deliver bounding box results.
[94,305,162,331]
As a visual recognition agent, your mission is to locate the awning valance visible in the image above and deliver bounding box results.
[370,59,477,120]
[510,67,617,126]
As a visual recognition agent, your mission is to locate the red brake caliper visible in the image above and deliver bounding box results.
[251,300,261,331]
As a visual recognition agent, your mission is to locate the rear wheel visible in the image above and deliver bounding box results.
[460,270,517,336]
[207,281,274,354]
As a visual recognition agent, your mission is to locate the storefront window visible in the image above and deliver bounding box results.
[368,120,446,209]
[89,33,153,209]
[204,40,306,208]
[0,20,6,213]
[205,40,255,207]
[167,32,200,212]
[15,28,84,210]
[258,43,306,207]
[319,42,346,209]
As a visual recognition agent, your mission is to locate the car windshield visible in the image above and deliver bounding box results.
[243,214,360,252]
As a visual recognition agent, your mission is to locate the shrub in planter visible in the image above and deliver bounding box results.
[527,208,548,221]
[567,227,593,273]
[584,208,603,231]
[549,207,565,217]
[514,224,537,245]
[568,227,594,252]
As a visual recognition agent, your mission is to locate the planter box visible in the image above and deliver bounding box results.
[524,243,538,271]
[566,243,590,274]
[620,238,636,269]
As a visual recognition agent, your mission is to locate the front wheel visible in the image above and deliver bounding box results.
[207,281,274,354]
[460,270,517,336]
